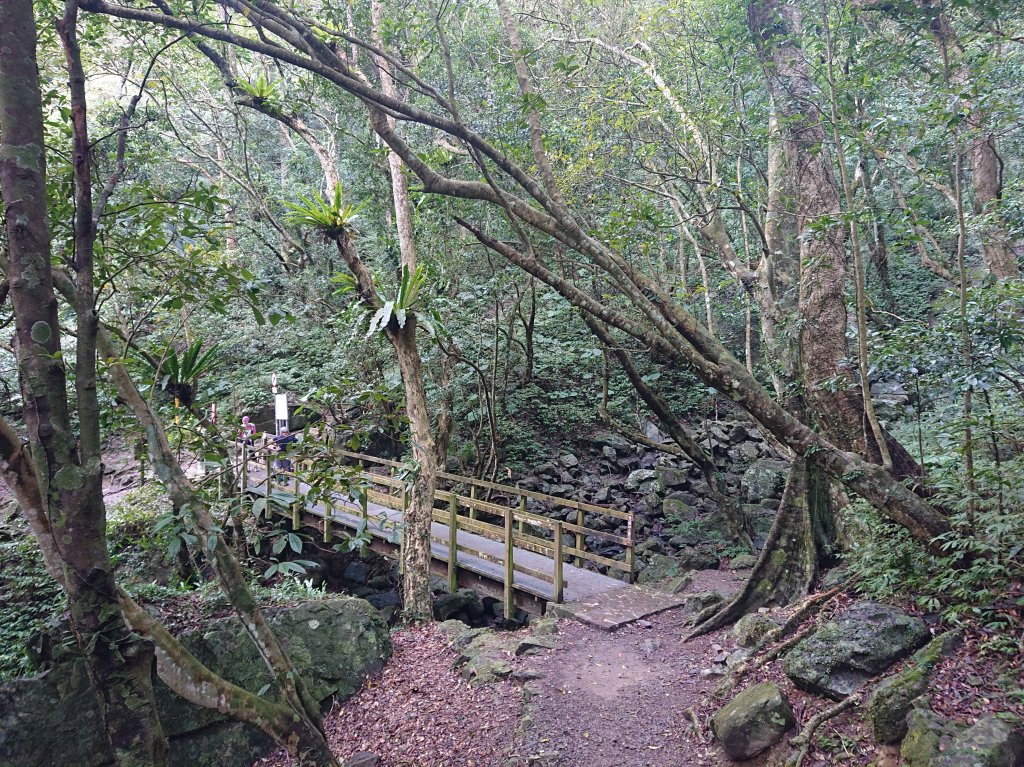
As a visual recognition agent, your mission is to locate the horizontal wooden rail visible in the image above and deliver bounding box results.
[241,437,635,604]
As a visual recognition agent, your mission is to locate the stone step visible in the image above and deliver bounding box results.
[547,585,688,631]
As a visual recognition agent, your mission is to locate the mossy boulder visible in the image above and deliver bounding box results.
[868,665,931,744]
[783,601,929,700]
[0,598,390,767]
[637,553,683,584]
[868,631,961,744]
[901,705,961,767]
[931,716,1024,767]
[711,682,795,760]
[740,458,789,502]
[733,613,779,649]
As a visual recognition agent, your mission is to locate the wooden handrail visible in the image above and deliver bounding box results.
[242,437,634,596]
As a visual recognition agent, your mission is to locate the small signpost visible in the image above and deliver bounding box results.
[272,373,288,435]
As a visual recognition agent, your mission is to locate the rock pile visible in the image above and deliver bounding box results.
[512,417,788,571]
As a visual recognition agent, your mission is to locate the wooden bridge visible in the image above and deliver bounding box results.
[236,435,637,618]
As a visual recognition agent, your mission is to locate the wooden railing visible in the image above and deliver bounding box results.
[237,435,635,617]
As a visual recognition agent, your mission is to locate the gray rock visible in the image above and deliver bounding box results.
[343,560,370,585]
[868,664,931,744]
[783,601,930,700]
[347,753,382,767]
[711,682,795,760]
[684,591,724,613]
[869,631,962,744]
[901,705,958,767]
[676,546,720,571]
[514,636,559,656]
[733,613,779,649]
[588,431,633,451]
[625,469,658,490]
[636,553,683,584]
[655,467,690,491]
[736,441,760,461]
[728,553,757,570]
[740,458,790,502]
[559,453,579,468]
[931,716,1024,767]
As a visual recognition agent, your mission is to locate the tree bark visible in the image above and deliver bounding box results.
[0,3,169,764]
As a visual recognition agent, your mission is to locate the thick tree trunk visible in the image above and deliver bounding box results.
[688,457,832,635]
[0,3,168,764]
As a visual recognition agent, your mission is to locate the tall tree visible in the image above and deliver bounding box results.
[0,1,168,764]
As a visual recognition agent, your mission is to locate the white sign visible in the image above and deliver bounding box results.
[271,373,278,394]
[274,393,289,421]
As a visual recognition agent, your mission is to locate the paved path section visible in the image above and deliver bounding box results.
[547,585,689,630]
[245,467,628,606]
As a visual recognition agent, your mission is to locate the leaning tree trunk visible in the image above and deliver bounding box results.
[581,312,753,549]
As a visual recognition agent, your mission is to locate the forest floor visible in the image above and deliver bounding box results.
[252,568,1023,767]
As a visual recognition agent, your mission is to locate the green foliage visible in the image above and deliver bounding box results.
[845,481,1024,655]
[0,515,66,680]
[284,183,362,237]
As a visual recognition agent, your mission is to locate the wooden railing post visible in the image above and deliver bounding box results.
[575,503,585,567]
[625,513,635,583]
[469,485,478,520]
[323,497,333,543]
[240,443,249,494]
[503,508,514,620]
[360,486,368,522]
[265,456,272,508]
[447,493,459,593]
[518,496,526,535]
[553,520,565,603]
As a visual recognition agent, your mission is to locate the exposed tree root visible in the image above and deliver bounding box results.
[785,696,860,767]
[715,587,845,697]
[686,458,822,639]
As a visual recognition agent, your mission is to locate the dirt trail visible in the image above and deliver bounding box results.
[511,571,750,767]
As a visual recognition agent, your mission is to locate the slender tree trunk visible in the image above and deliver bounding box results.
[582,314,753,549]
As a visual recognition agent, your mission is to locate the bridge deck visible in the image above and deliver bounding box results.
[244,466,630,607]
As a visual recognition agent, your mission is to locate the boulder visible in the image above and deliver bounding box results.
[433,589,486,624]
[662,496,698,521]
[868,631,962,744]
[931,716,1024,767]
[728,553,757,570]
[342,560,370,585]
[655,467,690,491]
[625,469,658,491]
[711,682,795,760]
[676,545,720,571]
[733,613,779,649]
[587,431,633,452]
[740,458,790,502]
[636,553,683,584]
[783,601,930,700]
[901,705,961,767]
[347,753,381,767]
[868,665,931,744]
[559,453,579,468]
[0,599,390,767]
